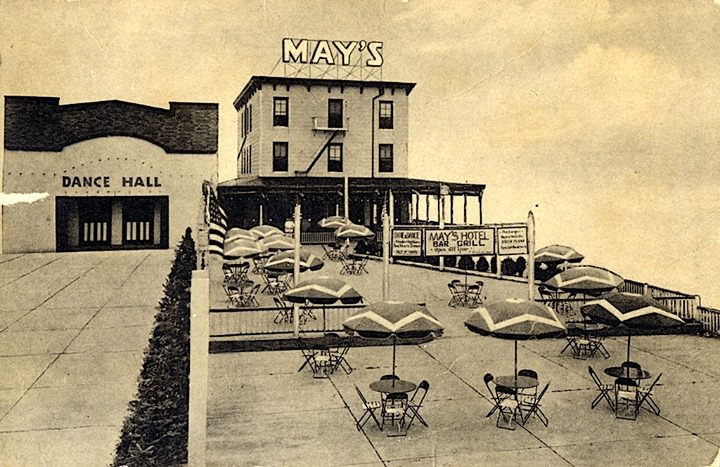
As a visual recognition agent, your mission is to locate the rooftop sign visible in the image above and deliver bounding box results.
[281,38,384,80]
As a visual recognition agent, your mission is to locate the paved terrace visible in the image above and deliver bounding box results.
[207,251,720,466]
[1,249,718,466]
[0,250,172,467]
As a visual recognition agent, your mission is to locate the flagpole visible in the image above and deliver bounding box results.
[382,208,390,301]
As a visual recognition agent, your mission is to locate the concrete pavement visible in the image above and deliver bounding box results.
[0,250,172,467]
[206,254,720,466]
[2,248,719,466]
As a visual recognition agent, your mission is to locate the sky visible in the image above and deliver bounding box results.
[1,0,720,306]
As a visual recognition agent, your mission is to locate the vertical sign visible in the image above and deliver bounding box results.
[497,226,528,255]
[391,229,422,256]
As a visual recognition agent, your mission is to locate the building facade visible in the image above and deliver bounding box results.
[220,76,484,232]
[3,97,218,253]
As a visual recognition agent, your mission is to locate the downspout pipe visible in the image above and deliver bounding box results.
[371,88,385,179]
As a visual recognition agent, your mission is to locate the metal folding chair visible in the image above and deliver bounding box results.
[519,382,550,427]
[240,283,261,307]
[273,296,291,324]
[588,366,615,410]
[405,380,430,430]
[354,385,382,431]
[328,337,353,374]
[381,392,408,434]
[483,373,517,424]
[447,283,465,307]
[638,373,662,415]
[615,377,640,420]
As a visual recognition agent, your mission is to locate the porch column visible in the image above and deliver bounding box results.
[463,194,468,225]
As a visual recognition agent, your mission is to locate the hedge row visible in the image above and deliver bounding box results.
[113,228,196,466]
[393,254,528,277]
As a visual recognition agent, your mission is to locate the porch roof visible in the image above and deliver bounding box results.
[217,176,485,196]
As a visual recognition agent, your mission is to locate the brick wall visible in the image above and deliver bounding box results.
[4,96,218,154]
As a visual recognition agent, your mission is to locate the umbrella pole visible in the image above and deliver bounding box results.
[392,335,397,386]
[627,334,631,363]
[514,340,518,379]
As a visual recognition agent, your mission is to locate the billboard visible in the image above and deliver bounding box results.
[424,228,495,256]
[391,229,422,256]
[498,226,528,255]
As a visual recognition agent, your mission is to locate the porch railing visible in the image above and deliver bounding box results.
[209,303,366,337]
[300,231,336,245]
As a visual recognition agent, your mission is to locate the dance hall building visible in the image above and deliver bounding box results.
[2,96,218,253]
[218,74,486,234]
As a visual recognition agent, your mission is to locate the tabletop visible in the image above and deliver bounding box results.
[369,379,417,394]
[604,366,651,380]
[495,375,539,390]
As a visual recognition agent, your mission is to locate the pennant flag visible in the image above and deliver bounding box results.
[206,184,227,256]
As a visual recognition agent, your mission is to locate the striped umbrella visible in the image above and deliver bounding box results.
[343,301,444,379]
[223,238,264,260]
[534,244,584,263]
[250,224,284,239]
[263,250,324,273]
[465,299,566,378]
[318,216,348,230]
[284,277,363,305]
[581,292,684,361]
[224,227,255,243]
[260,234,295,252]
[335,222,374,239]
[543,265,623,295]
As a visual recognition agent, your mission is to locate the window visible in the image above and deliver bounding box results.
[379,101,394,129]
[240,145,253,174]
[379,144,393,172]
[273,142,288,172]
[327,143,343,172]
[328,99,343,128]
[248,104,253,132]
[274,97,288,126]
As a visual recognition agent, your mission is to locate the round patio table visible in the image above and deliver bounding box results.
[369,379,417,395]
[495,375,539,391]
[604,366,651,381]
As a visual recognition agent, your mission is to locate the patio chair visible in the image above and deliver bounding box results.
[381,392,408,434]
[242,283,261,307]
[538,284,554,298]
[237,262,250,281]
[354,385,382,431]
[328,338,353,374]
[519,382,550,427]
[638,373,662,415]
[355,255,369,274]
[222,263,236,284]
[517,369,538,404]
[447,283,465,307]
[614,377,640,420]
[339,252,354,275]
[299,303,317,325]
[588,366,615,410]
[223,284,242,307]
[273,296,291,324]
[465,281,483,307]
[405,380,430,430]
[252,257,266,274]
[297,337,319,373]
[483,373,517,419]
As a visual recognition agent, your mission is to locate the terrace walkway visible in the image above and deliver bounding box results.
[1,249,718,466]
[207,251,720,466]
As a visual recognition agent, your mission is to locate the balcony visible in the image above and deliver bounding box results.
[312,116,349,131]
